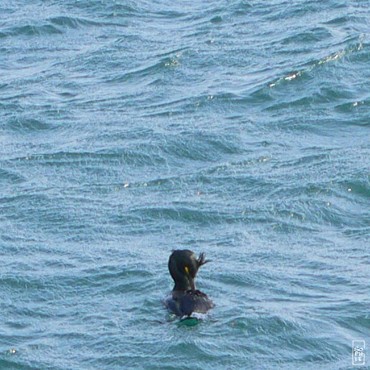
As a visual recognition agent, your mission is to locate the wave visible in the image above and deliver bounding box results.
[0,24,62,38]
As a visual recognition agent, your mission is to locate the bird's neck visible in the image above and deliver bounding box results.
[173,278,195,292]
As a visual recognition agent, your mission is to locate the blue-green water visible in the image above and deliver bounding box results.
[1,1,369,369]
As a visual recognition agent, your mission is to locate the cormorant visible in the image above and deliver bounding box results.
[165,249,214,317]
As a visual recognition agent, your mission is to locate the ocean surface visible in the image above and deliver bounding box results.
[1,0,369,369]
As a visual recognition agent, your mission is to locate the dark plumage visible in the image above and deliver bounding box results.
[165,249,214,317]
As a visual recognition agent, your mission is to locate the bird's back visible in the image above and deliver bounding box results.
[165,290,214,317]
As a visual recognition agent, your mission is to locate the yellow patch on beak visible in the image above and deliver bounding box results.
[184,266,189,275]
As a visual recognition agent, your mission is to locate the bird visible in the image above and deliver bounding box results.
[165,249,214,317]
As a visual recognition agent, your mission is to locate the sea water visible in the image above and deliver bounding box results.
[1,1,369,369]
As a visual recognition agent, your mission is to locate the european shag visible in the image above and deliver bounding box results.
[165,249,214,317]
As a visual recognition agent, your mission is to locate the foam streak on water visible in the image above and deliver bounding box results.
[1,1,369,369]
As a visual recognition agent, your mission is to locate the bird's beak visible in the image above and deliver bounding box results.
[184,266,196,291]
